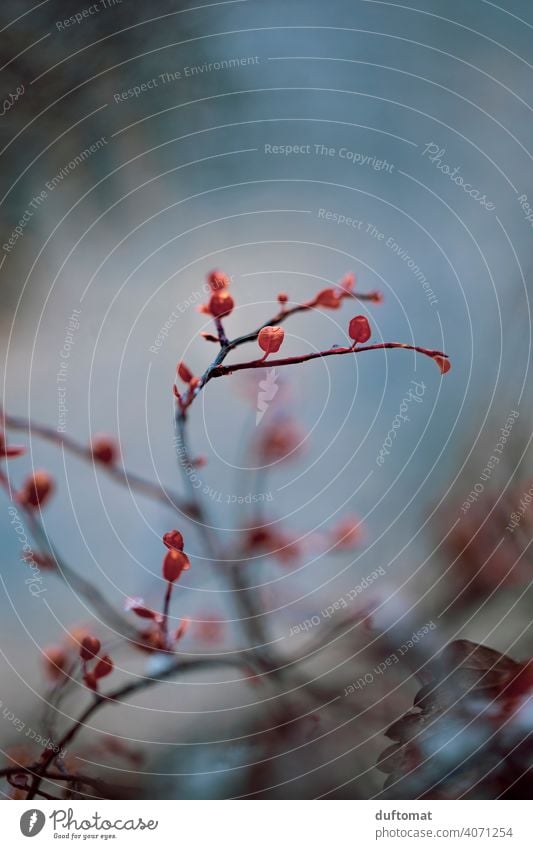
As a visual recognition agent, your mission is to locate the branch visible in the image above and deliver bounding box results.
[177,290,448,415]
[2,412,195,518]
[177,288,382,414]
[23,655,250,799]
[222,289,381,355]
[209,342,449,380]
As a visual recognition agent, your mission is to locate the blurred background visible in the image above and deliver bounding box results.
[1,0,532,799]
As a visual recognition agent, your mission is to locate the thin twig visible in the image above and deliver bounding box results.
[209,342,448,380]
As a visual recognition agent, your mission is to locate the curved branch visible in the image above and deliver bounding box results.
[2,412,195,518]
[209,342,449,381]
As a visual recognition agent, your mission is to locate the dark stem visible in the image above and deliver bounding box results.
[214,317,229,347]
[161,581,173,646]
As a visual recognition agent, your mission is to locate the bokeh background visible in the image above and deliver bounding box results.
[1,0,532,799]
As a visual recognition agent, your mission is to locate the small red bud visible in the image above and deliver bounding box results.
[79,635,101,661]
[17,470,54,509]
[90,434,118,465]
[125,597,163,622]
[177,361,194,384]
[191,455,207,468]
[163,530,184,551]
[348,315,371,344]
[93,655,113,680]
[162,549,190,583]
[27,551,54,569]
[207,269,230,291]
[277,292,288,305]
[258,326,285,356]
[208,291,234,318]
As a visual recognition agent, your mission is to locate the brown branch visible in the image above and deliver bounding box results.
[222,288,381,354]
[209,342,449,381]
[2,412,195,518]
[178,288,384,415]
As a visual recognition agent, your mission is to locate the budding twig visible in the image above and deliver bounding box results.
[208,342,450,380]
[2,412,194,517]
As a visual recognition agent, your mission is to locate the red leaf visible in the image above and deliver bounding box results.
[79,635,101,661]
[258,326,285,355]
[177,361,194,384]
[348,315,371,344]
[162,530,184,552]
[94,655,113,680]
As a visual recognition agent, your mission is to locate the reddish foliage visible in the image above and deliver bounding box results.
[0,266,451,800]
[258,325,285,356]
[162,549,190,583]
[208,291,234,318]
[162,529,185,551]
[208,269,231,291]
[79,635,101,661]
[91,434,118,465]
[378,640,533,799]
[313,288,341,309]
[177,361,194,384]
[17,470,54,509]
[348,315,372,344]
